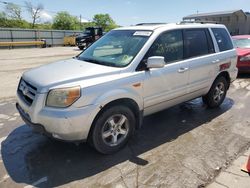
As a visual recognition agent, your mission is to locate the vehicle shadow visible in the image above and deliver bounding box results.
[1,97,234,187]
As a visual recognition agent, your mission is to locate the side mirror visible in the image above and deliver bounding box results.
[147,56,165,69]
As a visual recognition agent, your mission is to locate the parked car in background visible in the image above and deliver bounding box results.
[16,23,238,154]
[75,27,103,50]
[232,35,250,73]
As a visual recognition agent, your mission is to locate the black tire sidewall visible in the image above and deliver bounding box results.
[204,76,228,108]
[91,105,135,154]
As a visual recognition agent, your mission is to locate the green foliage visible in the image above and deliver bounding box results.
[36,23,52,30]
[0,12,7,27]
[52,11,78,30]
[0,11,30,28]
[93,14,118,32]
[0,9,118,31]
[0,11,6,19]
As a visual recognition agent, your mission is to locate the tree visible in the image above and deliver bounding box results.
[5,3,22,20]
[25,1,44,28]
[0,11,30,28]
[0,11,7,27]
[52,11,78,30]
[93,14,118,31]
[0,11,6,19]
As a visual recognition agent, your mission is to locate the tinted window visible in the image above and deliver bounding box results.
[184,29,210,58]
[147,30,183,64]
[212,28,233,52]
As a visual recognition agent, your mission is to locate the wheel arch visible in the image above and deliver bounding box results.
[215,71,230,89]
[87,97,143,141]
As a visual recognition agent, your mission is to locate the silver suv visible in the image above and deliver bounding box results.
[16,23,238,154]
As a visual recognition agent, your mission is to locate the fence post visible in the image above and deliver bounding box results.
[51,30,53,46]
[35,30,37,41]
[10,29,13,49]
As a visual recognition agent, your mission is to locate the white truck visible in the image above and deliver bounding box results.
[16,23,238,154]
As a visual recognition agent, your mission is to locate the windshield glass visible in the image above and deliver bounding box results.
[84,29,91,34]
[77,30,151,67]
[233,38,250,48]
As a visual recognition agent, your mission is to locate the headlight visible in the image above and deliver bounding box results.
[240,55,250,62]
[80,39,85,42]
[46,86,81,108]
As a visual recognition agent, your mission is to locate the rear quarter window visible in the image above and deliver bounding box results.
[211,28,233,52]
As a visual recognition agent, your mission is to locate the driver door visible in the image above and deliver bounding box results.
[142,30,189,115]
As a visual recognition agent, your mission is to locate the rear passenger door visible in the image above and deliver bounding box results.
[211,27,236,73]
[184,28,216,93]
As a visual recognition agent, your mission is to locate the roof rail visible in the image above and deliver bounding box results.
[178,20,218,24]
[136,23,167,26]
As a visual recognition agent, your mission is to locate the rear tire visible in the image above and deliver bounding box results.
[90,105,135,154]
[202,76,228,108]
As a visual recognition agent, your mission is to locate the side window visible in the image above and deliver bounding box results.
[211,28,233,52]
[147,30,184,64]
[184,29,210,58]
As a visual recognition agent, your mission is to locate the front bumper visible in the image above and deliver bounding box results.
[237,66,250,73]
[76,42,86,47]
[16,103,53,137]
[237,61,250,73]
[16,93,100,141]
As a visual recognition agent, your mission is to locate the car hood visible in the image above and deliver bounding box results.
[236,48,250,56]
[22,58,121,93]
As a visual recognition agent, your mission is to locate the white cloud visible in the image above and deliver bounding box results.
[81,18,90,23]
[40,10,53,22]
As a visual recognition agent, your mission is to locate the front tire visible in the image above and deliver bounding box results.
[90,105,135,154]
[202,76,228,108]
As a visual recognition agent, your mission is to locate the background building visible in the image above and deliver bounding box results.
[183,10,250,35]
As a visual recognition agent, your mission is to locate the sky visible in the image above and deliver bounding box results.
[0,0,250,26]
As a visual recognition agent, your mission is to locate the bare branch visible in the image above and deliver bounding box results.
[25,1,44,28]
[5,3,22,20]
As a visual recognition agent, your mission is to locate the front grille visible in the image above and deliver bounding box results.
[18,78,37,106]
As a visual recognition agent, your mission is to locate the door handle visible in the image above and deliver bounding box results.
[212,59,220,64]
[178,67,189,73]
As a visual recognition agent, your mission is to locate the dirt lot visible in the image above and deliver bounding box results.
[0,47,249,188]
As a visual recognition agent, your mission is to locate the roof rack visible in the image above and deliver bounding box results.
[178,20,219,24]
[136,23,167,26]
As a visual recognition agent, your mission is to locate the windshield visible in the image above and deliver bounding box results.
[233,38,250,48]
[84,29,91,34]
[77,30,151,67]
